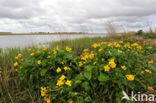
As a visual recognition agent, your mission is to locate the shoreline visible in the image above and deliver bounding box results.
[0,33,108,36]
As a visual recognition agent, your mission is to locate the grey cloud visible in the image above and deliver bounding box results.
[0,0,156,33]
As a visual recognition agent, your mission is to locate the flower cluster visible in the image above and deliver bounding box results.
[56,75,72,87]
[41,86,51,103]
[66,46,72,53]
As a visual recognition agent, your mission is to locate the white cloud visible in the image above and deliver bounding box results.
[0,0,156,33]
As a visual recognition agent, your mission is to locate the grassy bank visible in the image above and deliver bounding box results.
[0,34,156,103]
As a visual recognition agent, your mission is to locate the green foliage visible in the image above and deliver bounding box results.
[14,41,156,103]
[136,30,143,36]
[144,33,156,39]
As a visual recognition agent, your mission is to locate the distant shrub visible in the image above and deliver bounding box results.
[136,30,143,36]
[14,42,156,103]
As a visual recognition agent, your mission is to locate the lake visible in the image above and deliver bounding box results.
[0,34,106,49]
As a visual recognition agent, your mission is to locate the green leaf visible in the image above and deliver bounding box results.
[82,81,90,92]
[98,73,109,82]
[83,65,92,80]
[84,71,91,80]
[40,69,47,76]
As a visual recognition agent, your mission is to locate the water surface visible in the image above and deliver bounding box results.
[0,34,106,49]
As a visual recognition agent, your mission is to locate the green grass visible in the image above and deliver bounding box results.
[143,33,156,39]
[0,34,155,103]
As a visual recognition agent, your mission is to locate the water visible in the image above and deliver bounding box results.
[0,34,106,49]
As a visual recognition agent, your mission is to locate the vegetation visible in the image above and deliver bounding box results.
[0,34,156,103]
[135,30,156,39]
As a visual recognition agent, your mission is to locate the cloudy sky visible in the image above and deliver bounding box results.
[0,0,156,33]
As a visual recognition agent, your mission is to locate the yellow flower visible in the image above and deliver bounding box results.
[147,86,154,91]
[79,61,83,67]
[118,50,123,53]
[61,61,64,65]
[83,49,89,52]
[36,51,40,54]
[65,80,72,86]
[28,49,32,51]
[148,47,152,49]
[14,62,18,67]
[53,50,57,54]
[104,65,110,72]
[101,58,105,61]
[56,80,64,86]
[43,46,47,51]
[131,42,138,46]
[145,69,152,74]
[21,59,24,62]
[98,48,102,52]
[148,60,153,64]
[17,53,22,58]
[68,99,73,103]
[126,74,135,81]
[64,67,68,71]
[93,61,97,65]
[48,51,51,54]
[109,59,116,68]
[38,60,41,65]
[92,43,98,48]
[56,86,58,89]
[15,56,19,59]
[30,53,35,56]
[70,62,72,66]
[66,46,72,53]
[56,67,61,73]
[121,66,127,70]
[141,71,144,74]
[47,56,51,59]
[119,41,123,43]
[115,44,121,48]
[41,87,47,97]
[59,75,66,81]
[44,96,51,103]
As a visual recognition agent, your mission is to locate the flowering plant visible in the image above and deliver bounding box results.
[14,41,156,103]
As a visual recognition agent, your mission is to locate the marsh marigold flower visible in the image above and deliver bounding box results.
[121,66,127,70]
[47,56,51,59]
[68,99,73,103]
[65,80,72,86]
[66,46,72,53]
[44,96,51,103]
[148,47,152,49]
[104,65,110,72]
[126,74,135,81]
[30,53,35,56]
[148,60,153,64]
[118,50,123,53]
[98,48,102,52]
[109,59,116,68]
[14,62,18,67]
[28,48,32,51]
[147,86,154,91]
[56,67,61,73]
[36,51,40,54]
[64,66,70,71]
[43,46,47,51]
[79,61,83,67]
[56,80,64,86]
[145,69,152,74]
[59,75,66,81]
[101,58,105,61]
[38,60,41,65]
